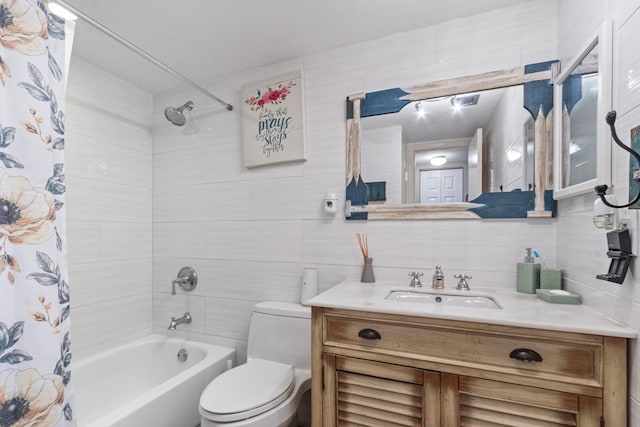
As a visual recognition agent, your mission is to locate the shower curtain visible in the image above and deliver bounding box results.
[0,1,73,425]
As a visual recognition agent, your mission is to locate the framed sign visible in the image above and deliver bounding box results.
[242,71,306,168]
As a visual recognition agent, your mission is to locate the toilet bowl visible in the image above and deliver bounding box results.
[199,302,311,427]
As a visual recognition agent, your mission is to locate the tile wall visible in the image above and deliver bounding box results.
[556,0,640,422]
[151,0,559,361]
[65,57,153,356]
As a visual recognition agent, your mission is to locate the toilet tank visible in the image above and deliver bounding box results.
[247,302,311,370]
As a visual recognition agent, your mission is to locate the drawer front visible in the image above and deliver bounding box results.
[324,315,601,383]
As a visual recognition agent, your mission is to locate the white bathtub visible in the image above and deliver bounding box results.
[74,335,236,427]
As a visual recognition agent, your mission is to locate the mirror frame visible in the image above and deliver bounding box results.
[345,62,558,220]
[553,20,613,199]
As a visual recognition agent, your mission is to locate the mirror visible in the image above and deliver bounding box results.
[360,86,536,206]
[553,20,612,199]
[346,63,558,220]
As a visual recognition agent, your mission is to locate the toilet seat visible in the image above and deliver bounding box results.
[200,359,295,423]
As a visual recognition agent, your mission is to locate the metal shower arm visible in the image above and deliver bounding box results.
[54,0,233,111]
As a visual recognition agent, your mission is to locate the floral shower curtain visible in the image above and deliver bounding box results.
[0,1,73,426]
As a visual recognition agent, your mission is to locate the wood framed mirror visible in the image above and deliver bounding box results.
[345,62,558,220]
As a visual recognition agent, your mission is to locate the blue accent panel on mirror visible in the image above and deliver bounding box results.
[346,177,369,220]
[470,190,556,218]
[367,181,387,202]
[346,97,354,119]
[524,60,557,74]
[523,60,557,119]
[562,74,583,114]
[544,190,558,217]
[360,88,411,118]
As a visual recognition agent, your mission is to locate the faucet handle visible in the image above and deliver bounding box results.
[171,267,198,295]
[408,272,424,287]
[454,274,472,290]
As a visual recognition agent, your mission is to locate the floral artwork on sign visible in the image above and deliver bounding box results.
[241,71,306,168]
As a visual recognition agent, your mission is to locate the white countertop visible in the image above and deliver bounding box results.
[308,280,637,338]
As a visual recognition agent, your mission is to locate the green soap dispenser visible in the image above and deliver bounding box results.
[517,248,540,294]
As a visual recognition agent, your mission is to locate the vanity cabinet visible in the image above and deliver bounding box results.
[311,308,627,426]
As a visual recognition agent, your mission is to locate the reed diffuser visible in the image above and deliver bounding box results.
[356,233,375,283]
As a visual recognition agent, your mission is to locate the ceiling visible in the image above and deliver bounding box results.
[62,0,532,94]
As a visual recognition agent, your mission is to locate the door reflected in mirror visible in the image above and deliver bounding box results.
[360,85,535,205]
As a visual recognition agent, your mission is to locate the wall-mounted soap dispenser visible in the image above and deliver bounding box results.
[324,193,338,215]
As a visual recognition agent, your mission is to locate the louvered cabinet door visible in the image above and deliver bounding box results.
[452,377,602,427]
[329,356,440,427]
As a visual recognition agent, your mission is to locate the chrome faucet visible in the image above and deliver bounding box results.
[168,312,192,330]
[454,274,472,291]
[432,265,445,289]
[408,272,424,288]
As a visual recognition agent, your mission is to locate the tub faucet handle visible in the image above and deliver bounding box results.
[171,267,197,295]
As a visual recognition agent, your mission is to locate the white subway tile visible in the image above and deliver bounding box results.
[167,181,251,221]
[99,222,152,261]
[204,297,256,340]
[434,219,557,273]
[250,174,344,220]
[153,148,207,187]
[69,259,151,307]
[205,220,303,262]
[69,304,99,352]
[153,222,208,258]
[66,177,151,223]
[99,294,152,343]
[98,142,152,188]
[66,221,100,265]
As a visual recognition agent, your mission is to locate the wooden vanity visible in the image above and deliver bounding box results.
[310,282,633,426]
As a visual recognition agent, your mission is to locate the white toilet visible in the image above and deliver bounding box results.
[199,301,311,427]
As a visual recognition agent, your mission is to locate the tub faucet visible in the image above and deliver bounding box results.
[168,312,192,330]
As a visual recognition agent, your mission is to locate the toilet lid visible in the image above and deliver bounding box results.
[200,359,295,422]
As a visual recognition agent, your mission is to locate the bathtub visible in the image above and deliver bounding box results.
[74,335,236,427]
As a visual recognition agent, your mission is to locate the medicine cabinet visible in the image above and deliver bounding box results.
[553,20,613,199]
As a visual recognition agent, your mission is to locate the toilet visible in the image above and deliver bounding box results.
[199,301,311,427]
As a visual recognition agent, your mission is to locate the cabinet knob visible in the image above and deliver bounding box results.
[358,328,382,340]
[509,348,543,363]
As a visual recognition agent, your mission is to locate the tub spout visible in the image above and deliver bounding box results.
[168,312,192,330]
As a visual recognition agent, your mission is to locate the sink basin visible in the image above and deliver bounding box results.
[385,290,501,309]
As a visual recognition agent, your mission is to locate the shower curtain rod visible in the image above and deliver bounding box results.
[54,0,233,111]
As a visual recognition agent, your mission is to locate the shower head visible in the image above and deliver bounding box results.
[165,101,194,126]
